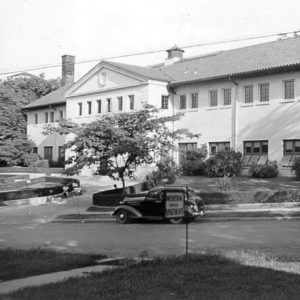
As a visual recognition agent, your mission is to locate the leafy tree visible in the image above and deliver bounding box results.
[44,105,198,188]
[0,74,61,166]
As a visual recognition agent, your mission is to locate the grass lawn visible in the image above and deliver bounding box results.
[0,248,106,281]
[175,176,300,192]
[4,253,300,300]
[173,176,300,204]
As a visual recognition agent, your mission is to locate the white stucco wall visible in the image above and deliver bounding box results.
[26,105,66,160]
[170,70,300,165]
[235,71,300,162]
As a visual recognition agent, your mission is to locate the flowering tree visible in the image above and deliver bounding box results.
[44,105,198,188]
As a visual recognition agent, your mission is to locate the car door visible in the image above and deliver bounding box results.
[140,189,165,216]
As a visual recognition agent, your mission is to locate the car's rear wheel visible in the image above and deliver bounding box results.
[169,217,183,224]
[116,209,129,224]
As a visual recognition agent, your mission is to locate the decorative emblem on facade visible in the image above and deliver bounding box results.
[98,71,107,87]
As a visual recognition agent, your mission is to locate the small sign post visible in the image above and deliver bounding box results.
[185,186,189,257]
[164,189,188,256]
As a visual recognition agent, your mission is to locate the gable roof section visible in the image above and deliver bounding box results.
[104,61,171,82]
[155,36,300,85]
[23,84,71,110]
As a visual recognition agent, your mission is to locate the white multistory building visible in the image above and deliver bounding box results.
[24,37,300,176]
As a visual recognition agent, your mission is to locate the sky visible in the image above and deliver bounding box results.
[1,0,300,80]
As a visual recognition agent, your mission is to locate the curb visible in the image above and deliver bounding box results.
[52,215,300,223]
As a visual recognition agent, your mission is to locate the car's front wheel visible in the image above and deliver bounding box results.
[169,217,183,224]
[116,209,129,224]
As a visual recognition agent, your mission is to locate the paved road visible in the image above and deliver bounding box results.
[0,214,299,259]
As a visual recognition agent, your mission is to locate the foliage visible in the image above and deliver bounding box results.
[147,156,179,185]
[30,159,50,168]
[0,74,61,166]
[205,150,242,177]
[291,157,300,179]
[249,161,279,178]
[180,145,207,176]
[46,105,198,188]
[19,152,41,167]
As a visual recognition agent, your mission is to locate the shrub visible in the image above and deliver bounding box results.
[20,153,40,167]
[147,156,178,185]
[205,150,242,177]
[249,161,279,178]
[291,157,300,179]
[180,146,207,176]
[30,159,49,168]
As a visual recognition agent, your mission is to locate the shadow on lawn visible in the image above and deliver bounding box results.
[6,253,300,299]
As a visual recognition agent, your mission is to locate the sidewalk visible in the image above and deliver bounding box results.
[0,257,128,294]
[0,264,114,294]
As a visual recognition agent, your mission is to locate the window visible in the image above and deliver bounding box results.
[58,146,65,160]
[259,83,269,102]
[44,112,49,123]
[50,111,54,123]
[161,95,169,109]
[178,142,197,165]
[191,93,198,109]
[34,114,38,124]
[244,85,253,103]
[59,110,64,119]
[209,142,230,155]
[282,140,300,166]
[223,89,231,105]
[118,97,123,111]
[44,146,53,161]
[97,100,101,114]
[129,95,135,110]
[242,140,268,166]
[78,103,82,116]
[107,98,111,112]
[209,90,218,107]
[179,95,186,109]
[32,147,38,154]
[87,101,92,114]
[283,80,294,99]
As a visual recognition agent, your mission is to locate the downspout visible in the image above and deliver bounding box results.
[167,85,177,161]
[229,77,238,151]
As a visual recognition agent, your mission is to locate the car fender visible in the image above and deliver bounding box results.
[112,205,143,218]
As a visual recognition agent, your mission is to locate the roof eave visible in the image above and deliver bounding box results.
[168,63,300,87]
[22,101,66,111]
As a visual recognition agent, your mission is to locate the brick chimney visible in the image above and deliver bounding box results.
[62,55,75,86]
[165,45,184,65]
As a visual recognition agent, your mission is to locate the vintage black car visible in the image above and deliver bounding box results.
[112,186,204,224]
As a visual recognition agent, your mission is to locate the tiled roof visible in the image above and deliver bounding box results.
[104,61,171,82]
[23,84,71,109]
[155,36,300,85]
[24,37,300,110]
